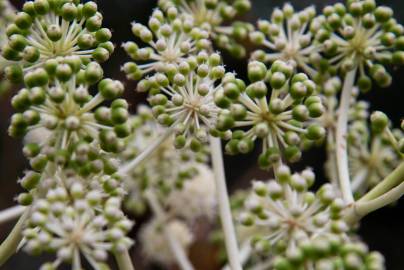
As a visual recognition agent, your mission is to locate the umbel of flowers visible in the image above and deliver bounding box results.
[0,0,15,95]
[23,168,133,270]
[215,60,325,169]
[122,7,211,80]
[9,58,130,171]
[141,51,227,152]
[158,0,252,58]
[250,4,320,78]
[2,0,113,83]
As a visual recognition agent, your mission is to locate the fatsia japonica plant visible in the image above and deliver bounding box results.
[0,0,403,270]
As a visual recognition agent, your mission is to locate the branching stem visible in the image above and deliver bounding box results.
[114,249,135,270]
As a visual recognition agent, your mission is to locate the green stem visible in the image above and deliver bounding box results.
[335,68,357,203]
[0,208,30,266]
[359,162,404,202]
[114,249,135,270]
[345,181,404,224]
[209,136,242,270]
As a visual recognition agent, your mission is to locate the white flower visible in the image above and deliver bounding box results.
[140,218,193,265]
[166,164,216,221]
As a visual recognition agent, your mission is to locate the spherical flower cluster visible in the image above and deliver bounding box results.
[348,113,402,195]
[121,106,209,214]
[166,164,216,222]
[140,218,193,265]
[2,0,113,83]
[250,4,320,78]
[215,60,325,169]
[122,7,210,81]
[313,0,404,91]
[9,59,129,169]
[273,237,385,270]
[141,51,227,152]
[239,166,348,256]
[158,0,252,58]
[23,185,133,270]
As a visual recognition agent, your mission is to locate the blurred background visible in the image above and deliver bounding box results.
[1,0,404,269]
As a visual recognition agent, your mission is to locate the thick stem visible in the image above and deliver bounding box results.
[145,190,194,270]
[359,162,404,202]
[335,68,357,203]
[0,206,25,225]
[114,250,135,270]
[345,181,404,224]
[209,136,242,270]
[118,125,175,175]
[0,208,30,266]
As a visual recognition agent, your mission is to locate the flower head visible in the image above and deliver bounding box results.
[22,167,133,270]
[158,0,252,58]
[122,7,210,80]
[2,0,113,83]
[140,218,193,265]
[0,0,15,94]
[215,60,325,168]
[348,112,403,195]
[250,4,320,78]
[140,51,228,151]
[9,59,129,169]
[313,0,404,91]
[239,166,348,256]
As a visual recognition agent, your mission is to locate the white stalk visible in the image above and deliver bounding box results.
[145,190,195,270]
[0,206,26,225]
[209,136,243,270]
[114,250,135,270]
[118,125,176,175]
[335,68,357,203]
[222,240,251,270]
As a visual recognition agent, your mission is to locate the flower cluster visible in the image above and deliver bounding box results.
[313,0,404,90]
[239,166,348,256]
[250,4,320,78]
[215,60,325,168]
[121,106,209,215]
[122,7,210,80]
[158,0,252,58]
[348,111,402,196]
[140,218,193,265]
[23,174,133,270]
[273,237,385,270]
[141,51,227,151]
[9,59,129,171]
[2,0,113,82]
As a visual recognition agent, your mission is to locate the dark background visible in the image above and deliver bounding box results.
[1,0,403,269]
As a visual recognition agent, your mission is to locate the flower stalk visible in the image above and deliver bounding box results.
[335,68,357,203]
[114,250,135,270]
[209,136,242,270]
[0,208,30,266]
[0,206,25,225]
